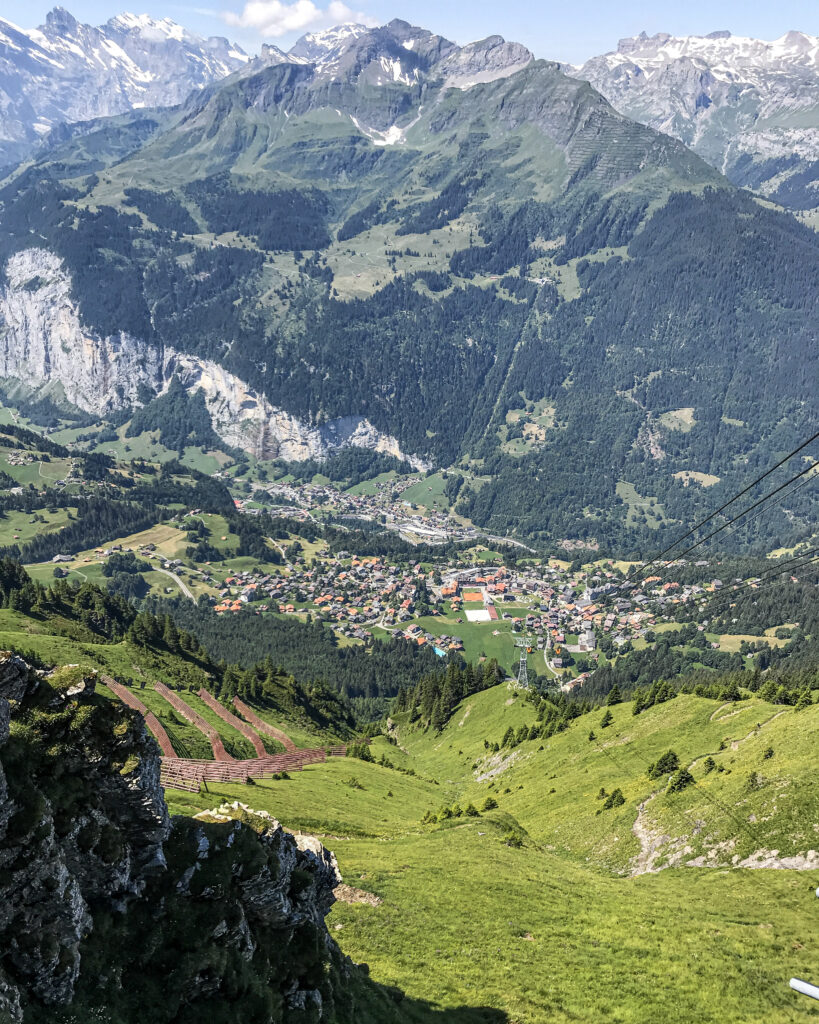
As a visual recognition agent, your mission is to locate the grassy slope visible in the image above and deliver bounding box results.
[329,827,812,1024]
[398,474,450,510]
[233,700,336,750]
[167,758,441,838]
[163,686,819,1024]
[393,688,819,873]
[178,689,258,760]
[0,606,345,758]
[0,507,75,546]
[2,583,815,1020]
[133,684,214,761]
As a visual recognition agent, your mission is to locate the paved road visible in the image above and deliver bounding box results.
[155,567,194,601]
[269,538,291,566]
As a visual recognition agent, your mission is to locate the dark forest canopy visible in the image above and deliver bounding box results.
[150,595,446,703]
[0,558,355,733]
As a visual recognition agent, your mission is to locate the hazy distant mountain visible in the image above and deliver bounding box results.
[242,19,533,90]
[573,30,819,208]
[0,7,249,167]
[288,23,372,64]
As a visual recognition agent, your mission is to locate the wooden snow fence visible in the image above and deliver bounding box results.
[153,682,234,762]
[197,688,267,757]
[107,678,353,795]
[159,746,338,789]
[232,697,297,750]
[105,677,177,759]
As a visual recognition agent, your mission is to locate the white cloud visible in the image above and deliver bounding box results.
[222,0,376,37]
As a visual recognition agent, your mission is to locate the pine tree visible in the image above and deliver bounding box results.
[668,767,694,793]
[758,679,778,703]
[430,698,446,732]
[648,749,679,779]
[606,684,622,706]
[162,616,180,654]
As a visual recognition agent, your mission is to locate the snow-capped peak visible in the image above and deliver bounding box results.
[604,28,819,76]
[106,12,189,43]
[573,29,819,211]
[289,23,372,64]
[0,7,248,167]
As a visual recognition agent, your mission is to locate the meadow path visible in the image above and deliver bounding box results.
[630,707,792,876]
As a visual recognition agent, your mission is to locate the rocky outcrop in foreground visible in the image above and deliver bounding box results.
[0,654,358,1023]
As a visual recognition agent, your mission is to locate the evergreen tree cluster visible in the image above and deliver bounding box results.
[123,187,198,234]
[151,596,443,704]
[185,174,331,251]
[493,691,594,750]
[0,557,358,733]
[126,377,220,453]
[392,659,503,732]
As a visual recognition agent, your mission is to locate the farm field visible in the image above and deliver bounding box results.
[20,521,205,599]
[0,507,75,547]
[0,450,74,486]
[398,473,450,510]
[714,633,791,652]
[346,471,398,496]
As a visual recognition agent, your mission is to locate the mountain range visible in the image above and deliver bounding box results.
[0,7,250,167]
[0,14,816,553]
[5,11,817,211]
[573,30,819,210]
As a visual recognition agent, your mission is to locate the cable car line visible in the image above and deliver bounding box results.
[622,428,819,585]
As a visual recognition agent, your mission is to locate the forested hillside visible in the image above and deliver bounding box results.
[0,20,816,552]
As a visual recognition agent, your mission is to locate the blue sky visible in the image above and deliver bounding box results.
[3,0,817,62]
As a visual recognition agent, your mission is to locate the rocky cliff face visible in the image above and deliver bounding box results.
[0,654,169,1020]
[0,248,428,468]
[0,248,164,411]
[0,654,356,1023]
